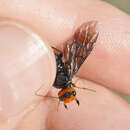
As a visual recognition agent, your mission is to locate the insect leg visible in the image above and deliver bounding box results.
[57,100,61,112]
[75,99,80,106]
[35,84,45,97]
[52,46,63,57]
[64,103,68,110]
[35,84,59,98]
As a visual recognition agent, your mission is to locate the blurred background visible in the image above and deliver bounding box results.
[104,0,130,14]
[104,0,130,102]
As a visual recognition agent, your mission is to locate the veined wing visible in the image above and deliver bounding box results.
[63,21,99,79]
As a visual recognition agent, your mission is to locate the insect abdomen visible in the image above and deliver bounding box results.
[53,54,69,88]
[53,71,69,88]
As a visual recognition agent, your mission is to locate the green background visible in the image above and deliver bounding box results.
[103,0,130,102]
[104,0,130,14]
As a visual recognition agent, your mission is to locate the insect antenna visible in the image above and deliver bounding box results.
[72,83,96,92]
[75,86,96,92]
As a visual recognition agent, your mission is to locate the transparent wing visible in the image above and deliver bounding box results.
[63,21,99,79]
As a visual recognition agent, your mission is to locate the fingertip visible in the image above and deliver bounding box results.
[0,21,56,118]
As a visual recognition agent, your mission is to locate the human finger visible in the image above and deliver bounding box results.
[0,21,56,130]
[15,77,130,130]
[0,0,129,94]
[46,77,130,130]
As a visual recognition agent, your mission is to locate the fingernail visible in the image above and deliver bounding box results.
[0,21,56,117]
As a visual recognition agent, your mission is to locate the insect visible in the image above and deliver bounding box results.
[52,21,99,109]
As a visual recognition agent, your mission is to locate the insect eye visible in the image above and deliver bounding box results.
[72,91,76,96]
[64,92,71,98]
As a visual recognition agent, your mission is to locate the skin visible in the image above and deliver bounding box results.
[0,0,130,130]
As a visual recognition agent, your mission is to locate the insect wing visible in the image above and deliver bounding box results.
[63,21,99,78]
